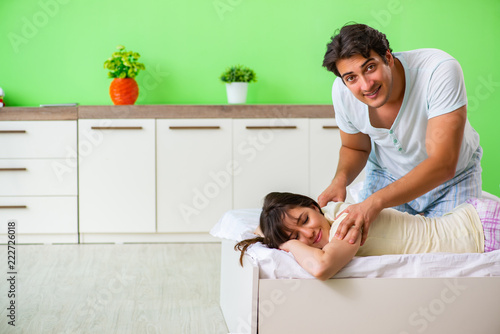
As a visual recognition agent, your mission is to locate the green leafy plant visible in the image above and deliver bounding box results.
[104,45,146,79]
[220,65,257,83]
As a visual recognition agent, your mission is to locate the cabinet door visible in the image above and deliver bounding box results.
[309,119,342,200]
[157,119,232,232]
[233,118,309,209]
[309,119,365,204]
[78,119,156,233]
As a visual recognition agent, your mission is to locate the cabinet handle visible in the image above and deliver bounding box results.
[322,125,339,129]
[0,130,27,134]
[0,206,27,209]
[169,126,220,130]
[245,126,297,130]
[91,126,143,130]
[0,168,27,171]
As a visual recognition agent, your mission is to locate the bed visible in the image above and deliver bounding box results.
[211,192,500,334]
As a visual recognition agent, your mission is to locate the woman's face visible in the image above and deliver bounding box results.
[282,206,331,249]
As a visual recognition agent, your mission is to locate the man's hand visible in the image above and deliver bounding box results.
[334,197,383,245]
[318,182,347,207]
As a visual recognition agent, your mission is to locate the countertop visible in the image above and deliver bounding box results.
[0,104,335,120]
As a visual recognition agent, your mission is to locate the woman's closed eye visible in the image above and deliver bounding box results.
[291,216,309,240]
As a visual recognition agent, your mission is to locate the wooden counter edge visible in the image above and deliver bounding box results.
[0,107,78,121]
[0,105,335,120]
[77,104,335,119]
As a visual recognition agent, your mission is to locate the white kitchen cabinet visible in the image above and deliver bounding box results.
[157,119,233,233]
[309,119,342,199]
[309,118,365,204]
[0,120,78,244]
[0,106,344,243]
[233,118,309,209]
[78,119,156,233]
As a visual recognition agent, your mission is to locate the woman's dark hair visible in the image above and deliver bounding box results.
[234,192,323,266]
[323,23,393,77]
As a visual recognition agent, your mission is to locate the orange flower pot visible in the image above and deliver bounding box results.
[109,78,139,105]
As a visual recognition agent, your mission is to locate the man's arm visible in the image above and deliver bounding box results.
[317,130,371,207]
[335,106,467,244]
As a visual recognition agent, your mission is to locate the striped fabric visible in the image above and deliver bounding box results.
[467,198,500,252]
[359,147,482,217]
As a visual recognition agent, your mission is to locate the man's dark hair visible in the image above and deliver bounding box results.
[323,23,393,77]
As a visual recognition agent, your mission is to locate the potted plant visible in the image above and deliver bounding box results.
[104,45,146,105]
[220,65,257,104]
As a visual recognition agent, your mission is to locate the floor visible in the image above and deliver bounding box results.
[0,243,228,334]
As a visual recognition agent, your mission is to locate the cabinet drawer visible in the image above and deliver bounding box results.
[0,121,77,158]
[0,196,77,234]
[0,159,77,196]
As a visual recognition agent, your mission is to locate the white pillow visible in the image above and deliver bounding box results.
[210,208,314,278]
[210,208,261,242]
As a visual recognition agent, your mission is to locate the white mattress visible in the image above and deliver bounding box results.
[211,200,500,279]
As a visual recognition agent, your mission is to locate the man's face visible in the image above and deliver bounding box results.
[336,50,394,109]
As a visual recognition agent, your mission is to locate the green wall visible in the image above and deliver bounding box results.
[1,0,499,196]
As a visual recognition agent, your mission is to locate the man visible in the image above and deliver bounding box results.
[318,23,482,246]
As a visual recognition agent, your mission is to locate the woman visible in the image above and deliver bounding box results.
[236,192,500,281]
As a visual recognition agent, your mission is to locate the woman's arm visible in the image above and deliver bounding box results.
[280,233,361,281]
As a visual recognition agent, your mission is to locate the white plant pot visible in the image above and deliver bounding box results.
[225,82,248,104]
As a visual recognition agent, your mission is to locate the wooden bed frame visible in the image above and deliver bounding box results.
[220,239,500,334]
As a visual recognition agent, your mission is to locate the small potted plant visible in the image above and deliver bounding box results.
[104,45,146,105]
[220,65,257,104]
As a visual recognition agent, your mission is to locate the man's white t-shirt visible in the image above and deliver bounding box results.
[332,48,480,179]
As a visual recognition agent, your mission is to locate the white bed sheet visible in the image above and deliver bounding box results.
[211,198,500,279]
